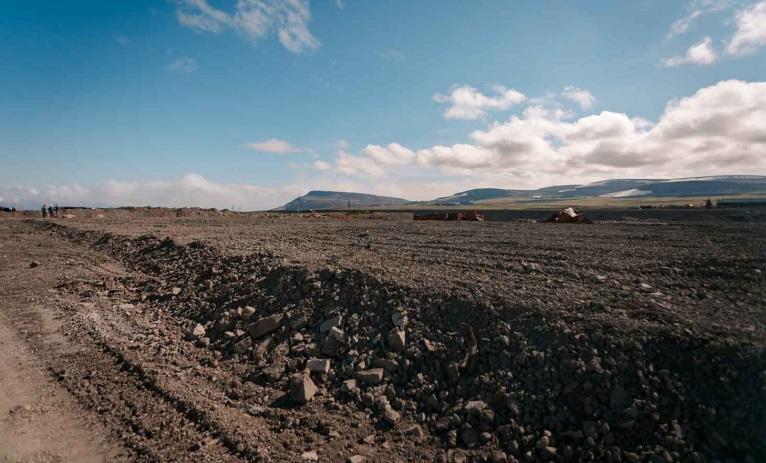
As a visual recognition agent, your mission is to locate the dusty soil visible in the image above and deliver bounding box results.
[1,212,764,462]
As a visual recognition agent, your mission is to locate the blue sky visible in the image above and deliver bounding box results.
[1,0,765,209]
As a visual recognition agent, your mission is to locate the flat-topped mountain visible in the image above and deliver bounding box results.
[276,190,409,211]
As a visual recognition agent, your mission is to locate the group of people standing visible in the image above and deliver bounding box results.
[41,204,59,218]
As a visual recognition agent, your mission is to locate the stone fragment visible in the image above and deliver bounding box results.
[290,374,318,403]
[322,333,342,356]
[320,316,342,333]
[536,435,550,449]
[372,358,399,371]
[405,424,425,439]
[540,447,557,460]
[171,287,182,295]
[248,314,282,339]
[301,450,319,462]
[452,449,467,463]
[29,260,40,268]
[342,379,357,393]
[307,358,331,374]
[191,323,206,338]
[382,406,400,425]
[464,400,487,413]
[347,456,365,463]
[387,329,406,352]
[242,306,256,318]
[328,326,344,340]
[232,337,252,354]
[355,368,384,385]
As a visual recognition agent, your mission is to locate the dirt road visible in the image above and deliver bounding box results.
[0,222,127,462]
[0,221,244,462]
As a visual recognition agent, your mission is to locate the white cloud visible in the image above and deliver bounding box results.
[317,80,766,190]
[434,85,526,120]
[663,37,718,66]
[335,150,386,177]
[166,57,198,73]
[362,143,415,165]
[523,104,574,121]
[176,0,319,54]
[726,1,766,55]
[314,160,332,171]
[245,138,300,154]
[667,0,733,39]
[0,174,303,211]
[562,87,596,110]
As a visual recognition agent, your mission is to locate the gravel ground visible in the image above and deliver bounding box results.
[64,213,766,344]
[1,211,765,462]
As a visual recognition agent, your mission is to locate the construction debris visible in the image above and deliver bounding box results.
[413,211,484,221]
[544,207,592,224]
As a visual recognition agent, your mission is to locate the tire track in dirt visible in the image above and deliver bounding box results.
[0,221,245,462]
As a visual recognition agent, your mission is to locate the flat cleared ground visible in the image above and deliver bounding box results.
[1,210,764,462]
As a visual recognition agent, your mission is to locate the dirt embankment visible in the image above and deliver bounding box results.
[16,219,766,463]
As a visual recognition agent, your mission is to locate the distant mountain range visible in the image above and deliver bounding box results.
[276,175,766,210]
[277,191,409,211]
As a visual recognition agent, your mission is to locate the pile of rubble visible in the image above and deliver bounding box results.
[545,208,593,224]
[41,222,765,462]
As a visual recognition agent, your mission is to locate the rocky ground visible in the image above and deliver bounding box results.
[1,211,764,462]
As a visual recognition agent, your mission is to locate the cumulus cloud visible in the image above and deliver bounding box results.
[335,150,386,177]
[663,37,718,66]
[166,57,198,73]
[434,85,526,120]
[667,0,733,39]
[245,138,300,153]
[176,0,319,54]
[318,80,766,188]
[726,1,766,56]
[562,87,596,110]
[0,173,303,211]
[362,143,415,165]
